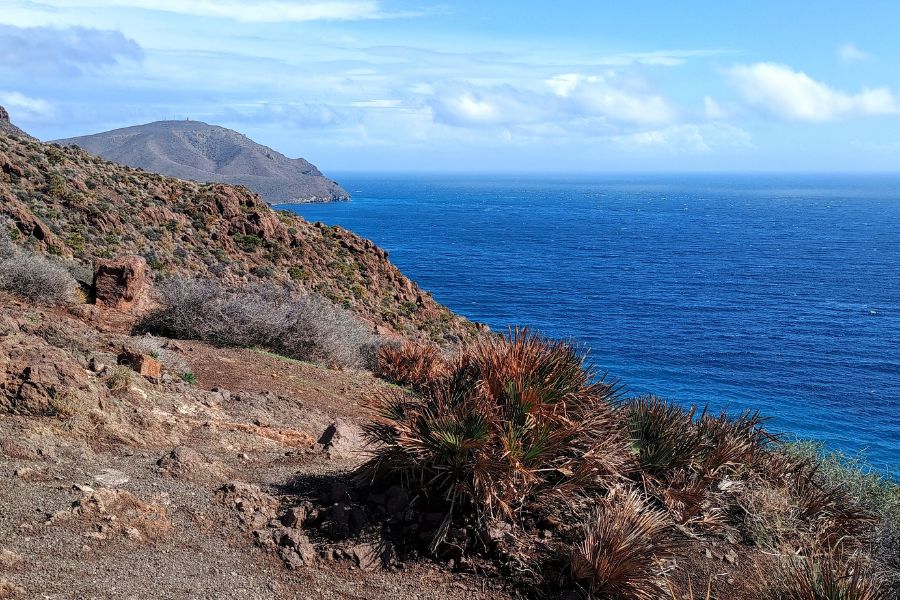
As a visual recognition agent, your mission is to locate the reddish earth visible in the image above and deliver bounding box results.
[0,294,515,599]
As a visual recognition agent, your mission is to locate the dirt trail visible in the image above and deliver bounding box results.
[0,297,513,599]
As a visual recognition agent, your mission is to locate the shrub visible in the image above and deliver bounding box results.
[375,341,446,390]
[0,250,79,305]
[789,462,877,549]
[358,330,632,526]
[624,396,698,479]
[569,489,678,600]
[179,371,196,385]
[141,278,379,369]
[104,365,133,393]
[764,552,891,600]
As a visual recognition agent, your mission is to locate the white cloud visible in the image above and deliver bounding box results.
[0,24,142,74]
[728,62,900,121]
[546,73,603,97]
[838,43,870,63]
[351,99,402,108]
[703,96,731,120]
[612,122,752,153]
[13,0,395,23]
[0,91,55,119]
[430,87,546,127]
[547,73,677,125]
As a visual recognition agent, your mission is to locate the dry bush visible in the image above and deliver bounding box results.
[375,341,446,389]
[140,278,379,369]
[359,329,632,527]
[0,251,79,305]
[103,365,133,393]
[569,489,678,600]
[789,462,878,551]
[763,552,891,600]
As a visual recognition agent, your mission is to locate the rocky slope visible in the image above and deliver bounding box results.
[54,120,350,203]
[0,126,474,343]
[0,107,33,141]
[0,293,513,599]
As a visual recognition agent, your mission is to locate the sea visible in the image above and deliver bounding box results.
[285,173,900,474]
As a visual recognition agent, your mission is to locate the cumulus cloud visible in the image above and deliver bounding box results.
[546,73,677,125]
[0,24,142,74]
[27,0,398,23]
[728,62,900,121]
[612,123,751,153]
[430,85,548,127]
[429,76,677,130]
[0,91,55,119]
[838,43,870,63]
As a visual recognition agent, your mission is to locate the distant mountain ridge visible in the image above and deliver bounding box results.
[54,120,349,203]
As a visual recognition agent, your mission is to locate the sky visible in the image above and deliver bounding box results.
[2,0,900,172]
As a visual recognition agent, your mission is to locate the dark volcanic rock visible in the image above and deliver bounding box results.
[54,120,349,203]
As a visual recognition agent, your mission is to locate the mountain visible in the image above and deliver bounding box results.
[0,126,472,342]
[0,105,35,140]
[53,120,349,203]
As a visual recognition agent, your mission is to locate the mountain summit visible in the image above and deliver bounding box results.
[0,105,35,140]
[54,120,349,203]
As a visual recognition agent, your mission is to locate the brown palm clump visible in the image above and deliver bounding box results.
[569,489,678,600]
[764,552,891,600]
[359,329,632,524]
[375,341,447,390]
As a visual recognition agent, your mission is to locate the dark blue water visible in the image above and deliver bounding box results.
[287,174,900,473]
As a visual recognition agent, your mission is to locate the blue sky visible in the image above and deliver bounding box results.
[2,0,900,172]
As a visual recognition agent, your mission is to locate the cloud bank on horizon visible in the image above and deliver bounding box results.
[2,0,899,171]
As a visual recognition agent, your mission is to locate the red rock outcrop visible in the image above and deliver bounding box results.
[93,256,149,311]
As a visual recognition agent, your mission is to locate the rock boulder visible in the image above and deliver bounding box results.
[92,256,149,311]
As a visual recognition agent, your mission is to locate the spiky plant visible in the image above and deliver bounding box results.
[569,489,677,600]
[359,329,632,528]
[766,553,891,600]
[790,462,877,549]
[375,341,446,390]
[694,408,771,477]
[624,396,699,480]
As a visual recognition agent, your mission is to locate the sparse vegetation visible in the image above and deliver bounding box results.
[0,229,79,304]
[104,365,133,393]
[179,371,197,385]
[569,489,678,600]
[764,552,892,600]
[140,277,380,369]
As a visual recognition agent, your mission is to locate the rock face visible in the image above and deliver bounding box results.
[54,120,349,203]
[0,337,100,416]
[0,105,33,140]
[92,256,148,311]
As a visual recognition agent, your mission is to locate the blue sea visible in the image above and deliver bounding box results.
[286,174,900,473]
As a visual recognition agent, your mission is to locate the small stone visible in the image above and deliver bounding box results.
[93,469,129,487]
[281,506,307,528]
